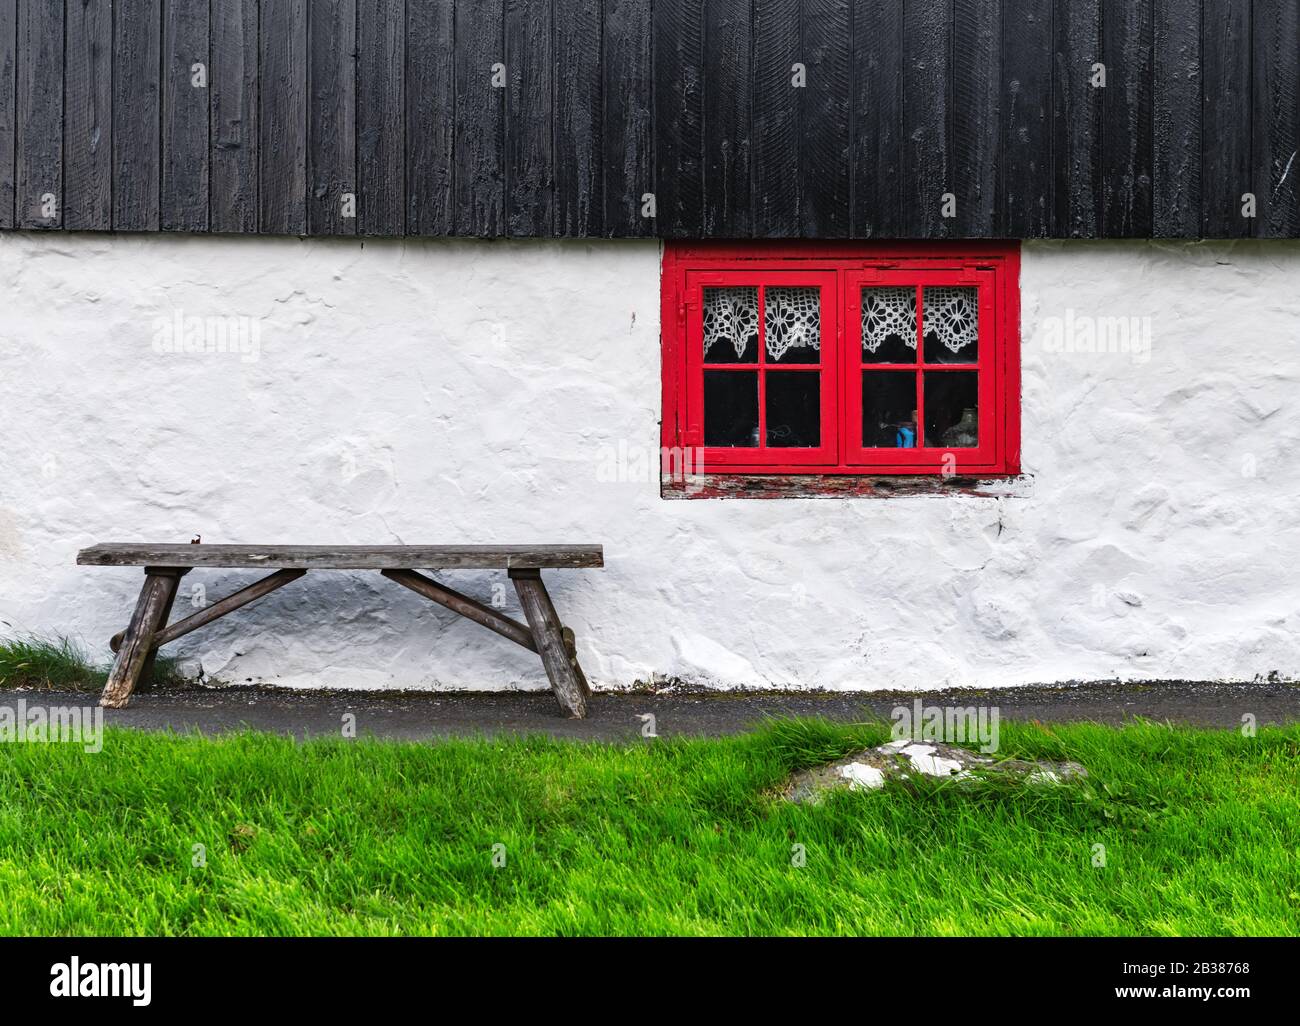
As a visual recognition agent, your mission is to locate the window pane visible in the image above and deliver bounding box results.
[766,372,820,447]
[862,371,917,448]
[765,286,820,363]
[862,286,917,363]
[924,372,979,448]
[704,371,759,446]
[703,286,758,363]
[922,286,978,364]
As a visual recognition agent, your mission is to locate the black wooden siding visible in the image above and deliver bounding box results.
[0,1,1294,239]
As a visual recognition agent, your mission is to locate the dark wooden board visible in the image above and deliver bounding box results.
[1201,0,1251,237]
[1152,0,1201,237]
[211,0,258,233]
[554,0,603,237]
[259,0,308,235]
[113,0,161,231]
[654,0,705,238]
[308,0,356,236]
[1000,0,1052,237]
[0,3,15,228]
[16,0,63,229]
[602,0,652,236]
[64,0,113,230]
[453,0,505,236]
[901,0,950,238]
[359,0,405,235]
[800,0,851,237]
[1253,0,1300,238]
[1101,0,1154,237]
[161,0,210,231]
[701,0,750,237]
[850,0,903,238]
[77,543,606,570]
[505,0,552,235]
[1053,0,1103,238]
[952,0,1000,238]
[406,0,455,235]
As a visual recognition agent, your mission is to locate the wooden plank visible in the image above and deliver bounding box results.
[260,0,308,234]
[554,0,602,236]
[1253,0,1300,238]
[603,0,652,236]
[307,0,356,235]
[1152,0,1201,237]
[0,3,14,228]
[1000,0,1051,237]
[100,570,181,708]
[16,0,63,228]
[113,0,161,230]
[77,544,606,570]
[1202,0,1251,237]
[702,0,750,237]
[211,0,259,233]
[1052,0,1103,237]
[850,0,903,237]
[505,0,552,235]
[382,569,538,652]
[358,0,405,235]
[138,569,186,685]
[510,569,588,719]
[800,0,850,237]
[901,0,950,237]
[952,0,1000,237]
[1101,0,1154,237]
[405,0,454,235]
[453,0,505,235]
[751,0,798,237]
[653,0,704,238]
[64,0,113,230]
[161,0,210,231]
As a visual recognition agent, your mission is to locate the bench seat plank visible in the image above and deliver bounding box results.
[77,543,604,570]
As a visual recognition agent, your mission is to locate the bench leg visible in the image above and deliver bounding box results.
[510,569,589,719]
[100,568,185,709]
[137,569,186,692]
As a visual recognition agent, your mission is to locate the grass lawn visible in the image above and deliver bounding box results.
[0,717,1297,936]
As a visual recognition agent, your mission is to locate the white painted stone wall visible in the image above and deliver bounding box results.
[1,233,1296,691]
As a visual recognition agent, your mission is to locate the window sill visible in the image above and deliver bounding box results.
[660,473,1032,500]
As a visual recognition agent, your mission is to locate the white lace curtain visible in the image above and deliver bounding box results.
[703,286,821,361]
[861,286,978,354]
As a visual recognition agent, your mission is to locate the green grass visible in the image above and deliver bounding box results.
[0,633,181,692]
[0,717,1297,936]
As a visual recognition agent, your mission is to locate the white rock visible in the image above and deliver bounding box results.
[837,762,886,790]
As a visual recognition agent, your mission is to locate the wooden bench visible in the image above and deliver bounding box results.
[77,544,603,718]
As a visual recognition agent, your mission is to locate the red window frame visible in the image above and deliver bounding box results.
[661,241,1021,477]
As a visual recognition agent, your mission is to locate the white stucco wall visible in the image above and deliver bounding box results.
[1,233,1297,691]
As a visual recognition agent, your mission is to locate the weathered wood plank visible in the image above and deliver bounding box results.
[1253,0,1300,238]
[211,0,258,232]
[1202,0,1251,237]
[113,0,161,230]
[0,3,15,228]
[359,0,405,235]
[307,0,356,235]
[453,0,505,235]
[77,544,606,570]
[751,0,799,237]
[505,0,552,235]
[16,0,63,228]
[383,569,538,652]
[405,0,454,235]
[1152,0,1200,237]
[161,0,210,231]
[1000,0,1051,237]
[259,0,307,234]
[702,0,750,237]
[952,0,1000,237]
[554,0,602,236]
[64,0,113,230]
[800,0,850,237]
[1052,0,1103,237]
[901,0,950,237]
[510,569,588,718]
[1101,0,1154,237]
[653,0,705,237]
[850,0,903,237]
[603,0,652,236]
[100,570,182,708]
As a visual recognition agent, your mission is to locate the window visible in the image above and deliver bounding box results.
[661,242,1020,482]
